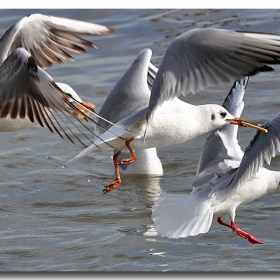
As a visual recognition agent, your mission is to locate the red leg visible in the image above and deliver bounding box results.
[118,138,137,165]
[103,150,122,194]
[217,217,264,244]
[232,223,264,244]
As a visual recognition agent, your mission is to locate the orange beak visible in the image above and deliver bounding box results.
[226,117,267,133]
[73,101,96,120]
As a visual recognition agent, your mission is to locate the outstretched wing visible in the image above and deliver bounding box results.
[209,112,280,202]
[0,48,68,122]
[146,28,280,130]
[0,13,115,67]
[95,48,152,136]
[0,48,107,146]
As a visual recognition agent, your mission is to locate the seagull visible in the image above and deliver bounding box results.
[0,13,114,143]
[152,77,280,245]
[95,52,163,176]
[68,36,269,194]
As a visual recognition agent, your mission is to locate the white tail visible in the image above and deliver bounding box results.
[152,189,214,238]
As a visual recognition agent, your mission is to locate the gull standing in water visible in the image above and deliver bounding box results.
[152,77,280,244]
[69,26,280,194]
[0,13,114,144]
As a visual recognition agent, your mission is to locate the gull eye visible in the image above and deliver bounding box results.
[220,112,227,118]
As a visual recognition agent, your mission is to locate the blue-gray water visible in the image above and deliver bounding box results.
[1,9,280,272]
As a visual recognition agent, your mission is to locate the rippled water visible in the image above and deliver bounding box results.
[1,9,280,272]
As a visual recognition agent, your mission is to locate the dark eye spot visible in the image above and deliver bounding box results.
[211,113,215,121]
[220,112,227,118]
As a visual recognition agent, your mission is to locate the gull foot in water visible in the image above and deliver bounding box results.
[217,217,264,244]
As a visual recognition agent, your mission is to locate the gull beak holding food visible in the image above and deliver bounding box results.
[226,117,268,133]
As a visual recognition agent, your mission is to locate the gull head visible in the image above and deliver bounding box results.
[56,82,95,120]
[207,104,267,133]
[208,104,237,128]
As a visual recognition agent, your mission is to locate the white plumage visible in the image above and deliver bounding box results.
[152,77,280,244]
[69,27,280,194]
[69,48,245,194]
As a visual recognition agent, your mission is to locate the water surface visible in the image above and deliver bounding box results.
[1,9,280,272]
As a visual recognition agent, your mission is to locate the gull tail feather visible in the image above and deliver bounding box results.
[143,111,153,143]
[152,190,213,238]
[67,123,129,164]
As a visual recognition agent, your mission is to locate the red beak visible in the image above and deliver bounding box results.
[226,117,267,133]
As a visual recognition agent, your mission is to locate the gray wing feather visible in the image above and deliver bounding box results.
[0,48,67,121]
[0,13,114,67]
[95,48,152,136]
[146,28,280,127]
[192,78,248,189]
[209,112,280,201]
[0,48,98,145]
